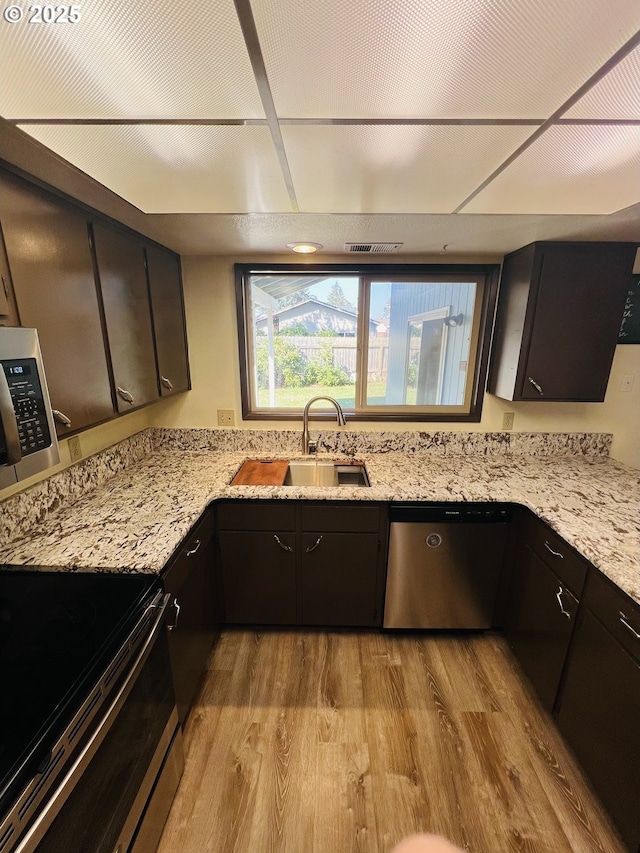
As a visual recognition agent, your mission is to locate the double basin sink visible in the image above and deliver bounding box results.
[284,459,370,487]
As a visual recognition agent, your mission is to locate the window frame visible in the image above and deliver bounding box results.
[235,262,500,423]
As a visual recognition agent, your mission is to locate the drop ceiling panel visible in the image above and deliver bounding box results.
[16,125,292,213]
[464,125,640,214]
[281,125,533,213]
[563,46,640,119]
[250,0,640,118]
[1,0,263,119]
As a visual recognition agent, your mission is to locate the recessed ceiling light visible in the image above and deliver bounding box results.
[286,242,323,254]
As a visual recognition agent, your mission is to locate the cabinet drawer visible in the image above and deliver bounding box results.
[521,512,587,596]
[300,503,380,533]
[216,501,295,531]
[583,569,640,664]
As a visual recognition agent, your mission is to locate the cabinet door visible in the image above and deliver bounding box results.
[556,609,640,852]
[505,544,578,710]
[0,229,19,327]
[145,245,190,397]
[522,244,632,401]
[92,222,159,412]
[163,523,218,724]
[219,530,297,624]
[301,532,380,626]
[0,170,114,432]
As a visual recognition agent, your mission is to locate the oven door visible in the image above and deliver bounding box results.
[4,591,183,853]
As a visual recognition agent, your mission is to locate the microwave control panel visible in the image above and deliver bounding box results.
[1,358,52,457]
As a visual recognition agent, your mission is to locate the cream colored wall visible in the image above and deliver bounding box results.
[149,254,640,470]
[0,408,151,502]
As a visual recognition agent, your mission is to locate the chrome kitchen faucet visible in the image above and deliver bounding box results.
[301,395,346,454]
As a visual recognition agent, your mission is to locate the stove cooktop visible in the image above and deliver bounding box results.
[0,568,160,814]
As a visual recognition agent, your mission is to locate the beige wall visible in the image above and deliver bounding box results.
[149,254,640,469]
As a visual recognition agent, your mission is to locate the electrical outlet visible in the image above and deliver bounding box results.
[217,409,235,426]
[502,412,515,430]
[68,435,82,463]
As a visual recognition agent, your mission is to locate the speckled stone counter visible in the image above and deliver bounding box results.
[0,428,638,605]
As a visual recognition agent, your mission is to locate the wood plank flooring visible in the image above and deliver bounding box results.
[157,631,627,853]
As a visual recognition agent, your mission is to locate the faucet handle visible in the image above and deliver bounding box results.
[308,439,318,455]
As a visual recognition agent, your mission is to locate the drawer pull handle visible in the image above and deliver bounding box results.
[528,377,544,395]
[167,597,181,631]
[305,536,323,553]
[556,587,571,619]
[273,534,293,552]
[186,539,201,556]
[619,611,640,639]
[544,541,564,559]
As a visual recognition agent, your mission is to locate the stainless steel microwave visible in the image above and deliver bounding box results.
[0,327,60,489]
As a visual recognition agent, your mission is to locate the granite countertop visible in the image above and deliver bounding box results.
[0,440,638,605]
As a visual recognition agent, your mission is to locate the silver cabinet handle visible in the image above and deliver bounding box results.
[556,586,571,619]
[186,539,201,557]
[160,375,174,391]
[619,611,640,639]
[167,597,181,631]
[305,536,323,553]
[117,387,134,404]
[544,540,564,559]
[52,409,72,427]
[528,377,544,396]
[0,368,21,464]
[273,534,293,552]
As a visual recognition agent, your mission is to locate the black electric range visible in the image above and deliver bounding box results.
[0,568,161,818]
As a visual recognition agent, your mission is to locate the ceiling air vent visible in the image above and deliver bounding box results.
[344,242,403,254]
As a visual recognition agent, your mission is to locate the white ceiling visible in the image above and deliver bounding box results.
[1,0,639,255]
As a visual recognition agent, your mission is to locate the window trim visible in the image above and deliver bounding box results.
[235,262,500,423]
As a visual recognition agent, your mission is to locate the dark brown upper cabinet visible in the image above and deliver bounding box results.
[0,169,115,433]
[91,222,160,413]
[145,244,190,397]
[0,227,20,327]
[488,242,638,402]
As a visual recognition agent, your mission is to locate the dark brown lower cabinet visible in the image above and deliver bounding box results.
[555,581,640,852]
[162,509,218,723]
[301,531,380,626]
[505,543,579,710]
[216,500,385,627]
[219,530,298,625]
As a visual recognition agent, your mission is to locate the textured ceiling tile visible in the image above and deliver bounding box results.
[1,0,263,118]
[250,0,639,118]
[463,125,640,214]
[17,125,292,212]
[564,46,640,119]
[282,124,532,212]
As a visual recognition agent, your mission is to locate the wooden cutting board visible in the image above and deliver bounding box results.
[231,459,289,486]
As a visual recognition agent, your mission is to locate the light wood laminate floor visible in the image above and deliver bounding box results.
[157,631,626,853]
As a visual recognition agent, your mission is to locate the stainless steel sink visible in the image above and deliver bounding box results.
[284,460,369,487]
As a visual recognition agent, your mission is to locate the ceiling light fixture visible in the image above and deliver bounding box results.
[287,242,323,254]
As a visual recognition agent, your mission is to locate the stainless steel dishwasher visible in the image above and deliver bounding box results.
[383,503,511,629]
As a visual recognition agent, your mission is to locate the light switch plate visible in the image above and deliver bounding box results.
[620,374,635,393]
[217,409,235,426]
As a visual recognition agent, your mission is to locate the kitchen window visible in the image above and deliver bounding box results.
[235,263,499,421]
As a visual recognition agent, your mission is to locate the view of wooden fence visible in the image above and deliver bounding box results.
[284,336,389,380]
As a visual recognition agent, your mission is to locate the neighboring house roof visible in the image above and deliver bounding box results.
[256,298,379,334]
